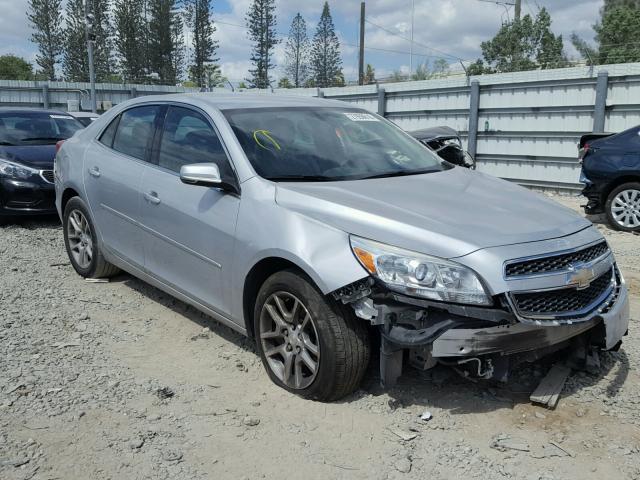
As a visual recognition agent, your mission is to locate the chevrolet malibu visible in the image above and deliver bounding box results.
[54,94,630,401]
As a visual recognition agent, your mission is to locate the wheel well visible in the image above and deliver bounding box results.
[603,175,640,202]
[243,257,305,338]
[61,188,80,213]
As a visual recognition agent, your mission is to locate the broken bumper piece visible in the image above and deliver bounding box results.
[432,283,629,357]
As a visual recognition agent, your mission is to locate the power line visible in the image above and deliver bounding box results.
[215,18,447,60]
[364,18,463,61]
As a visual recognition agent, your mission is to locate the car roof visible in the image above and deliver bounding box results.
[0,107,71,116]
[69,111,100,117]
[129,92,353,111]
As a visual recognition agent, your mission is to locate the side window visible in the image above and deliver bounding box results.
[99,115,119,147]
[112,105,161,161]
[158,106,234,182]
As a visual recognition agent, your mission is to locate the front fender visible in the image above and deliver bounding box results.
[230,178,368,321]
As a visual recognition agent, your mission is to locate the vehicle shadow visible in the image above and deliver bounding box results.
[1,214,60,230]
[343,345,630,414]
[117,273,257,355]
[108,271,630,414]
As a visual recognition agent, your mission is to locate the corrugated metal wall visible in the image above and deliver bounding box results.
[0,80,198,111]
[3,62,640,190]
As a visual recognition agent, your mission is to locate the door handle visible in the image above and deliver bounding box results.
[144,191,161,205]
[88,166,100,178]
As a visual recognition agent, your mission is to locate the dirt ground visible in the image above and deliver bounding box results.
[1,192,639,480]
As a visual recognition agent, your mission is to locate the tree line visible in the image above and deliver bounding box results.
[20,0,344,89]
[4,0,639,85]
[467,1,640,75]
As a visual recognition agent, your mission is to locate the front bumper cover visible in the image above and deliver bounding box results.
[0,177,56,216]
[372,278,629,358]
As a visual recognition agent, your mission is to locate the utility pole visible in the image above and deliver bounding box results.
[358,2,365,85]
[409,0,415,77]
[514,0,521,20]
[84,0,97,113]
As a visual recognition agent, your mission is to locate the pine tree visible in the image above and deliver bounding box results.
[186,0,218,87]
[114,0,147,82]
[63,0,88,81]
[311,2,343,88]
[284,13,309,88]
[170,8,186,82]
[27,0,64,80]
[63,0,113,82]
[246,0,278,89]
[149,0,184,84]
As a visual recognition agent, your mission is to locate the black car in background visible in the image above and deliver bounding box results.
[0,108,84,222]
[408,126,475,168]
[579,125,640,232]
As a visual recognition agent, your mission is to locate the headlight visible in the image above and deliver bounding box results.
[350,236,492,306]
[0,158,39,180]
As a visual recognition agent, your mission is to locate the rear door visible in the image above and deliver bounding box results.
[84,105,163,268]
[139,105,240,317]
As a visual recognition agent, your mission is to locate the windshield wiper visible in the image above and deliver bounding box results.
[19,136,66,142]
[266,175,337,182]
[358,168,439,180]
[0,141,16,146]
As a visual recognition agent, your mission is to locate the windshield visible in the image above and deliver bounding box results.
[0,112,84,146]
[223,107,450,181]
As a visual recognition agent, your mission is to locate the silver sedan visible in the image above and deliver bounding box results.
[54,94,629,401]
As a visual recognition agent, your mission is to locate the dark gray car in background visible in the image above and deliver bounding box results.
[54,94,630,401]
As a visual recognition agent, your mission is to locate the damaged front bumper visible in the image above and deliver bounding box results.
[335,271,630,386]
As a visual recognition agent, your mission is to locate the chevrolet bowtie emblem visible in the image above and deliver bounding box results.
[567,263,596,289]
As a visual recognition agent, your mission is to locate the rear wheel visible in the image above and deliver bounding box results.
[63,197,120,278]
[605,182,640,232]
[254,270,370,401]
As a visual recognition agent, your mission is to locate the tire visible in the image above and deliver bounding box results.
[63,196,120,278]
[254,270,370,402]
[605,182,640,233]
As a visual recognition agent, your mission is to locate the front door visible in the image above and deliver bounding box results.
[84,105,163,268]
[139,106,240,317]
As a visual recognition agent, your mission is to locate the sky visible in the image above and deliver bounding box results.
[0,0,603,83]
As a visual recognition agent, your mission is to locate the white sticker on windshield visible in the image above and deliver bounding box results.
[344,112,379,122]
[50,114,74,120]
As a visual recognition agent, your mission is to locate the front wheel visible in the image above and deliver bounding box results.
[254,270,370,401]
[605,182,640,232]
[63,197,120,278]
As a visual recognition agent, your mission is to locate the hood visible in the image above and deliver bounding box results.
[409,126,459,141]
[0,145,56,169]
[275,168,591,259]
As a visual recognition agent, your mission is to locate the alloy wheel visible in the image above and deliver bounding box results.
[259,291,320,390]
[66,210,94,269]
[611,189,640,229]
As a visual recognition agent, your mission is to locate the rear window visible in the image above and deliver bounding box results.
[0,111,84,146]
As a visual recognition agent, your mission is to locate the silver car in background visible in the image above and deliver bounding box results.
[54,94,630,401]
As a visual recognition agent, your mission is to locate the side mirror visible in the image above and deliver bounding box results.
[179,163,239,194]
[180,163,222,186]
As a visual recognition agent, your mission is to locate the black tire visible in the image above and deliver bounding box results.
[605,182,640,233]
[254,270,370,402]
[63,196,120,278]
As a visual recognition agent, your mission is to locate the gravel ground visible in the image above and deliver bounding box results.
[1,193,639,480]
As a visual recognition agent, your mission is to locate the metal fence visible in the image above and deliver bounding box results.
[0,80,198,112]
[254,62,640,191]
[3,62,640,191]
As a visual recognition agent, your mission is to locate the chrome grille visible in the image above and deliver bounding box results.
[40,170,55,183]
[505,241,609,278]
[511,268,614,318]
